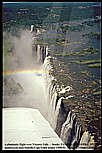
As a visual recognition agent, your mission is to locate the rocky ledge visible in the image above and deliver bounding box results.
[43,55,101,150]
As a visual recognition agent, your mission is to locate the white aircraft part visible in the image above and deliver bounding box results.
[2,108,68,150]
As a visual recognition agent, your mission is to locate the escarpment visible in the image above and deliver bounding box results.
[43,55,95,150]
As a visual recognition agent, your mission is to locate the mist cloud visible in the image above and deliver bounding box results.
[3,29,49,119]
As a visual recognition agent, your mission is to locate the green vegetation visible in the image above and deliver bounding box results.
[35,40,45,45]
[74,59,101,65]
[60,24,86,33]
[55,47,99,57]
[92,90,101,95]
[73,59,101,68]
[88,63,101,68]
[55,52,73,56]
[81,47,99,54]
[36,37,70,45]
[81,70,92,77]
[82,20,95,27]
[55,46,99,53]
[82,32,101,39]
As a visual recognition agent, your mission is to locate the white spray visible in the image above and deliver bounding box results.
[3,29,49,119]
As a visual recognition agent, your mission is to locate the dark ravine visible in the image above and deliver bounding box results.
[43,55,95,150]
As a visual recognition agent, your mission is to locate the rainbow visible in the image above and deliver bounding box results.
[3,69,44,77]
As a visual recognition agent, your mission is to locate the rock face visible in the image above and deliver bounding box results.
[3,76,24,107]
[43,55,95,150]
[4,76,23,96]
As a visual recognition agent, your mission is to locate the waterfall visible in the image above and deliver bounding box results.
[76,131,95,150]
[30,25,34,32]
[55,97,66,136]
[70,122,82,149]
[50,91,58,129]
[43,49,95,150]
[60,111,76,147]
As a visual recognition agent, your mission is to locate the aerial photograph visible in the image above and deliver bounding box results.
[2,2,101,150]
